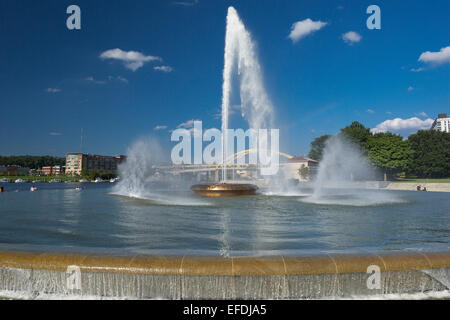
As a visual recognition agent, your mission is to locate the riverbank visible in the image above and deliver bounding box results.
[0,176,79,183]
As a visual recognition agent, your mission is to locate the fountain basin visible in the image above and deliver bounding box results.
[191,183,258,197]
[0,249,449,299]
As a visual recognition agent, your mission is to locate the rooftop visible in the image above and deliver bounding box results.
[287,156,318,163]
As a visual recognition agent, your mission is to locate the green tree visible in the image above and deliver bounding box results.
[366,132,412,181]
[339,121,372,152]
[80,168,88,177]
[298,164,310,180]
[308,135,332,161]
[407,130,450,178]
[0,155,65,169]
[88,170,100,181]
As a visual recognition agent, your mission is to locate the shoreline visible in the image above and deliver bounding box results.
[383,182,450,193]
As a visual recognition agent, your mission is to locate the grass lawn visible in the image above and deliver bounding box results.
[392,178,450,183]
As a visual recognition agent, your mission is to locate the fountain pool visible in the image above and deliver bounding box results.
[0,183,449,299]
[0,183,448,256]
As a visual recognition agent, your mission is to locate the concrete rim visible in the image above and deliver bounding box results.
[0,250,449,276]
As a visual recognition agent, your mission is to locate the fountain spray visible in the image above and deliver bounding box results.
[221,7,274,181]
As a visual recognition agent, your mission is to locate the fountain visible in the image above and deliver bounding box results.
[1,6,449,301]
[191,6,274,197]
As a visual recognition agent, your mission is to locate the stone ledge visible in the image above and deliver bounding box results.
[0,250,449,276]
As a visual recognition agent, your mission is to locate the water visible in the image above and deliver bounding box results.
[311,136,376,197]
[221,7,274,180]
[221,6,274,132]
[0,182,449,256]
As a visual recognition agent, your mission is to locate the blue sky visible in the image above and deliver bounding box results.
[0,0,449,157]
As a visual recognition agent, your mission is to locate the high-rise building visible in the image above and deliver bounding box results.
[65,153,126,176]
[431,113,450,133]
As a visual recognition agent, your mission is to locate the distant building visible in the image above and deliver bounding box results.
[41,166,65,176]
[431,113,450,133]
[0,165,30,175]
[281,156,319,182]
[65,153,126,176]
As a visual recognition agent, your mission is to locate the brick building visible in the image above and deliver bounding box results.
[41,166,65,176]
[0,165,30,175]
[65,153,126,176]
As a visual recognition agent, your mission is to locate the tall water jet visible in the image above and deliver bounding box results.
[221,6,274,181]
[312,136,372,197]
[301,136,404,206]
[113,138,210,205]
[193,6,274,196]
[113,138,164,199]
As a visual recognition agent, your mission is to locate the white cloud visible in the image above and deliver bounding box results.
[417,111,428,117]
[408,86,414,91]
[46,88,61,93]
[154,65,173,73]
[49,132,62,136]
[173,0,198,6]
[188,127,202,138]
[86,76,128,84]
[154,125,167,131]
[214,104,241,119]
[366,109,375,114]
[100,48,162,71]
[342,31,362,44]
[418,46,450,65]
[175,119,203,137]
[85,76,106,85]
[410,67,425,72]
[177,119,200,128]
[109,75,129,83]
[288,19,327,43]
[371,117,434,134]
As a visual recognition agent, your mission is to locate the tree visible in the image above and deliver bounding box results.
[88,170,100,181]
[0,155,65,169]
[366,132,412,181]
[407,130,450,178]
[308,135,332,161]
[339,121,372,152]
[80,168,88,177]
[298,164,310,180]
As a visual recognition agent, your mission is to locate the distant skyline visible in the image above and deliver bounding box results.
[0,0,449,157]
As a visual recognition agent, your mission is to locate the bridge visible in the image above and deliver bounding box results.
[164,150,302,182]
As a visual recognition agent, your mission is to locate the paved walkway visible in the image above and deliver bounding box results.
[384,182,450,192]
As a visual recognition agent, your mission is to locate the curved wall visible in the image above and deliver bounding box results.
[0,250,449,299]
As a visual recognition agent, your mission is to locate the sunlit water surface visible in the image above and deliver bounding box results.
[0,183,449,256]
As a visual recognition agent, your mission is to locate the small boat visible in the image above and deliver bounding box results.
[94,177,104,183]
[31,180,40,183]
[79,179,89,183]
[14,178,25,183]
[109,178,117,183]
[30,186,38,192]
[49,179,61,183]
[0,178,9,183]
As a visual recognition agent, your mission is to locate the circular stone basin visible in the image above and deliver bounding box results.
[191,183,258,197]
